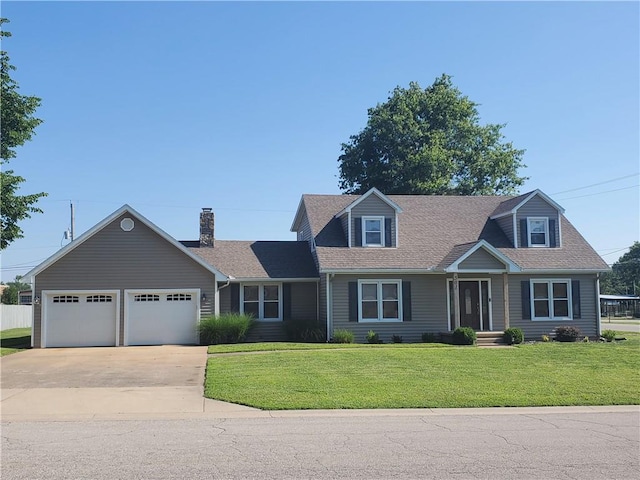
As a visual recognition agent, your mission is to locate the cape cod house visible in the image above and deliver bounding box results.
[25,188,608,347]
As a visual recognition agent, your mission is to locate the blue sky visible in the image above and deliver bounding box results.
[2,0,638,283]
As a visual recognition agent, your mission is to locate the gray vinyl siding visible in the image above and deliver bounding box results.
[291,282,318,320]
[218,283,231,312]
[458,249,506,270]
[33,213,216,347]
[339,213,349,243]
[296,211,313,243]
[495,216,515,247]
[350,195,397,247]
[516,196,561,247]
[509,274,598,338]
[331,274,448,343]
[319,274,327,326]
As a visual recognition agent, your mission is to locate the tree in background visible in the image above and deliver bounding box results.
[600,242,640,296]
[338,74,527,195]
[1,18,47,250]
[0,275,30,304]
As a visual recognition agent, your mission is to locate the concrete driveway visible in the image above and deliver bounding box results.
[1,345,206,389]
[0,346,257,420]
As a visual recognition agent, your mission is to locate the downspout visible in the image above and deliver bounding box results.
[326,273,332,342]
[595,274,601,338]
[215,277,232,316]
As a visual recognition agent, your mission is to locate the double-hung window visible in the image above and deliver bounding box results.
[358,280,401,322]
[528,218,549,247]
[241,284,281,321]
[362,216,384,247]
[531,280,571,320]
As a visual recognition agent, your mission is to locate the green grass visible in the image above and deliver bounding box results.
[0,328,31,356]
[205,332,640,410]
[208,342,451,354]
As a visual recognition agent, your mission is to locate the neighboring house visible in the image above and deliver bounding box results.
[18,290,33,305]
[25,188,608,348]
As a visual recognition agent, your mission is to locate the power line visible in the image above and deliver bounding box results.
[550,173,639,195]
[599,247,632,257]
[555,184,638,201]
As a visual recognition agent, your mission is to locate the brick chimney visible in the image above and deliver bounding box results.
[199,208,214,248]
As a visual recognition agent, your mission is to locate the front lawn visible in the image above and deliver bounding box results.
[205,333,640,410]
[0,328,31,356]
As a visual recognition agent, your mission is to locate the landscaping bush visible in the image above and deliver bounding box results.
[391,334,403,344]
[452,327,476,345]
[555,326,581,342]
[421,332,439,343]
[503,327,524,345]
[198,313,254,345]
[601,330,617,342]
[366,330,382,344]
[332,329,354,344]
[284,319,326,343]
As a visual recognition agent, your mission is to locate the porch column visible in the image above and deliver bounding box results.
[453,273,461,329]
[502,272,509,330]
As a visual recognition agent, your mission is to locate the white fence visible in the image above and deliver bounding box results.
[0,305,33,330]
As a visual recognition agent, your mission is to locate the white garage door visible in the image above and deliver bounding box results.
[43,291,118,348]
[125,290,199,346]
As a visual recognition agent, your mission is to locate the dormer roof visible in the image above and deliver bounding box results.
[490,189,565,219]
[335,187,403,217]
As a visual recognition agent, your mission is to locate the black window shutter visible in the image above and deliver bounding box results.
[402,281,412,321]
[521,281,531,319]
[385,218,392,247]
[572,280,581,319]
[354,218,362,246]
[549,219,557,247]
[520,219,528,248]
[283,283,292,321]
[230,283,240,313]
[348,281,358,322]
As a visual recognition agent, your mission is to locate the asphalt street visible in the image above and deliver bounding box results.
[2,410,638,479]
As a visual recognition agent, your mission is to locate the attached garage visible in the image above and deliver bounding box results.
[42,290,119,348]
[125,289,200,346]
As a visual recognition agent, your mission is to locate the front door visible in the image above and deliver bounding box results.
[459,281,481,330]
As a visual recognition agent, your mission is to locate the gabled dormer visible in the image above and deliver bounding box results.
[335,188,403,248]
[490,190,565,248]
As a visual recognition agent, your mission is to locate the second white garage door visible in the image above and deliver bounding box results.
[125,290,199,346]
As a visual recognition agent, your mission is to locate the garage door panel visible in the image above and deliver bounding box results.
[126,291,198,346]
[44,292,117,348]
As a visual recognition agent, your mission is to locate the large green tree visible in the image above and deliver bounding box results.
[0,275,30,304]
[338,74,527,195]
[600,242,640,296]
[1,18,47,249]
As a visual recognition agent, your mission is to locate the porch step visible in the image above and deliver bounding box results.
[476,331,506,346]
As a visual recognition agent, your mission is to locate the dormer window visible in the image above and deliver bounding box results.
[362,216,384,247]
[528,218,549,247]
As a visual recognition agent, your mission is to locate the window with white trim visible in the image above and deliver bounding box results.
[362,216,384,247]
[358,280,401,322]
[241,284,281,321]
[528,217,549,247]
[531,280,571,320]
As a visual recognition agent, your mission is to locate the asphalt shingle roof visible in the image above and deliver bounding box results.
[186,240,318,279]
[302,193,609,272]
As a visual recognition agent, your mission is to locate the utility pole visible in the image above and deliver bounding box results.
[70,201,75,242]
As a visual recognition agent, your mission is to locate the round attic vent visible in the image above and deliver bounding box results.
[120,218,135,232]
